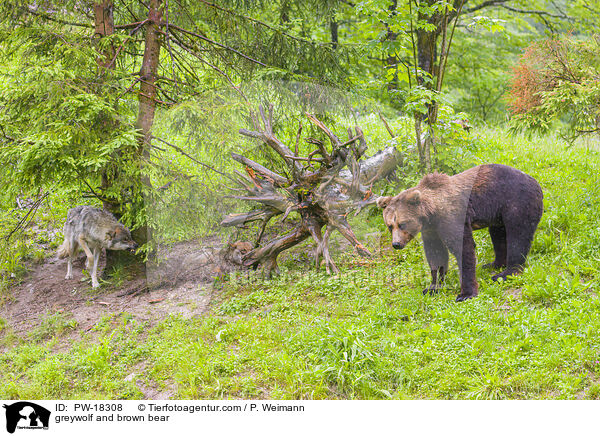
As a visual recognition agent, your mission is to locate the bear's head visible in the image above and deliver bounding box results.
[377,189,424,250]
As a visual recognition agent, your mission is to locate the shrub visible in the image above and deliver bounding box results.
[507,36,600,140]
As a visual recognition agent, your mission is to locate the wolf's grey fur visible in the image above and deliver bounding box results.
[57,206,138,288]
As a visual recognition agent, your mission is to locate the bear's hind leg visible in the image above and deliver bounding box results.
[492,223,535,281]
[482,225,507,270]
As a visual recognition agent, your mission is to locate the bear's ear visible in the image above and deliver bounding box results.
[376,196,393,209]
[405,190,421,206]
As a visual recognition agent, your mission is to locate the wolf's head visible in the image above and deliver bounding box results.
[106,226,138,252]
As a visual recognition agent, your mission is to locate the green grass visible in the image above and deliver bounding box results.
[1,128,600,399]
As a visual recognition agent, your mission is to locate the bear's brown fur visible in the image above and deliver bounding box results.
[378,164,543,302]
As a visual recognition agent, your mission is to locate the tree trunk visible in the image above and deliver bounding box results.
[136,0,162,152]
[102,0,162,278]
[416,20,438,80]
[383,0,400,95]
[414,0,444,172]
[330,19,339,49]
[94,0,115,70]
[133,0,162,247]
[93,1,118,216]
[93,0,131,278]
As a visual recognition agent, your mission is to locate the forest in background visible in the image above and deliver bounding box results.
[0,1,600,400]
[1,0,598,252]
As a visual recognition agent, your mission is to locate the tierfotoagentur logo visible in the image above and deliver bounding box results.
[2,402,50,434]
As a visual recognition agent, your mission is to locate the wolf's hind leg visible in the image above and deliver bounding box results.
[64,240,74,280]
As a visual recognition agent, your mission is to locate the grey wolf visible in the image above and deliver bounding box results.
[57,206,138,288]
[377,164,543,302]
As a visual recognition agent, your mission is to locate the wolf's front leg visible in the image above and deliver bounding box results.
[65,258,73,280]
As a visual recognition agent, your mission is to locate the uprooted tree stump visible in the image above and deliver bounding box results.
[220,104,401,276]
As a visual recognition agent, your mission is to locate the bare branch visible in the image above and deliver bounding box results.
[378,112,395,138]
[230,153,289,187]
[224,104,401,277]
[151,135,234,181]
[239,105,303,173]
[462,0,511,15]
[499,4,574,21]
[23,6,93,28]
[305,112,341,151]
[168,23,268,67]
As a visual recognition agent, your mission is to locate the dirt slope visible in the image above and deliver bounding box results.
[0,240,229,336]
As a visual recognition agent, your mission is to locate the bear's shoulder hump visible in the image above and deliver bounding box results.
[419,172,450,190]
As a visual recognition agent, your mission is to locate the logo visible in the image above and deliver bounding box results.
[2,402,50,434]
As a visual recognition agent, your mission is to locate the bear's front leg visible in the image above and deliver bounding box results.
[422,232,449,296]
[456,224,479,302]
[424,267,447,295]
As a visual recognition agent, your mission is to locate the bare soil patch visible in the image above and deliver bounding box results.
[0,224,384,339]
[0,239,234,337]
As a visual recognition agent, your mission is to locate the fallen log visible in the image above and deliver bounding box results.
[220,104,401,276]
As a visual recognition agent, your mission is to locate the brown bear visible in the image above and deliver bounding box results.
[377,164,543,302]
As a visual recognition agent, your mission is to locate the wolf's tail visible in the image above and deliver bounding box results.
[57,239,69,258]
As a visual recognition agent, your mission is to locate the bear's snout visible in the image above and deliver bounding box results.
[392,242,405,250]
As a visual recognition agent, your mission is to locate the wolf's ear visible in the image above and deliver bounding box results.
[405,190,421,205]
[376,196,393,209]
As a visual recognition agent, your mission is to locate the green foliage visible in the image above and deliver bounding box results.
[31,312,78,342]
[446,20,534,123]
[0,20,145,233]
[0,0,590,249]
[2,128,600,400]
[0,0,362,250]
[508,36,600,140]
[1,0,600,402]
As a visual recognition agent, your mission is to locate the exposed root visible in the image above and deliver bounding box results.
[221,104,400,276]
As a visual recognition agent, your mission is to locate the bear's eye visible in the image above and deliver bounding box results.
[398,223,406,230]
[387,224,393,231]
